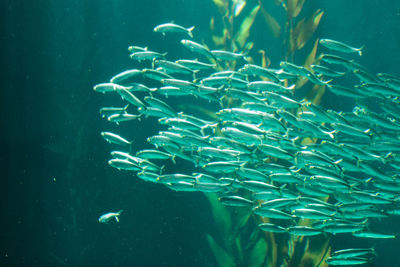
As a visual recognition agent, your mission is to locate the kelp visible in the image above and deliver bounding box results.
[259,1,281,39]
[204,1,330,266]
[235,5,260,48]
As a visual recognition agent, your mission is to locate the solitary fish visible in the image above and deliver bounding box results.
[320,39,363,56]
[154,23,195,38]
[98,210,123,224]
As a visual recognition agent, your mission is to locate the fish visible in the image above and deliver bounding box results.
[130,51,167,62]
[127,45,147,53]
[210,50,246,61]
[154,23,195,38]
[94,21,400,266]
[253,207,295,220]
[181,40,216,61]
[258,223,287,233]
[287,226,322,236]
[331,248,376,259]
[110,69,142,84]
[154,59,196,75]
[247,81,295,93]
[107,113,142,124]
[116,88,145,108]
[320,38,363,56]
[101,132,132,146]
[311,64,346,77]
[108,159,141,171]
[142,68,174,81]
[99,104,129,118]
[326,257,370,265]
[98,210,123,224]
[239,64,281,83]
[352,231,396,239]
[175,59,217,70]
[93,83,129,94]
[218,196,254,207]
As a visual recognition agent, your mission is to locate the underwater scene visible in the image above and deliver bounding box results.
[2,0,400,266]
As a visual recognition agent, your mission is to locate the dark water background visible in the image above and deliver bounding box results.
[1,0,400,266]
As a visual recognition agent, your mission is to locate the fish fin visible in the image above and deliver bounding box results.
[358,45,364,56]
[384,152,393,159]
[187,26,195,38]
[328,130,336,139]
[287,84,296,90]
[334,158,343,165]
[159,165,165,175]
[171,155,176,164]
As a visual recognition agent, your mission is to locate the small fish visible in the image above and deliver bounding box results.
[127,45,147,53]
[352,231,396,239]
[253,207,294,220]
[129,51,167,62]
[99,104,129,118]
[287,226,322,236]
[136,149,175,162]
[154,23,195,38]
[181,40,216,61]
[116,88,145,108]
[311,64,346,77]
[107,113,142,124]
[154,59,195,75]
[110,151,142,165]
[331,248,376,259]
[247,81,295,93]
[101,132,132,146]
[110,69,142,84]
[218,196,254,207]
[239,64,281,83]
[320,38,363,56]
[175,59,217,70]
[258,223,287,233]
[98,210,123,224]
[108,159,141,171]
[142,68,174,82]
[237,168,269,182]
[93,83,128,94]
[144,96,175,116]
[202,161,244,173]
[326,257,370,266]
[161,78,198,90]
[292,208,334,220]
[138,106,172,118]
[157,173,195,184]
[210,50,246,61]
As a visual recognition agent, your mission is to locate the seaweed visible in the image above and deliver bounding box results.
[205,1,329,266]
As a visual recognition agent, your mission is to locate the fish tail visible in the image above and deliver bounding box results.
[327,130,336,139]
[187,26,195,38]
[358,45,364,56]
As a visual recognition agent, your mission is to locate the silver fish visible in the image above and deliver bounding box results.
[154,23,195,38]
[320,38,363,56]
[98,210,123,224]
[101,132,132,146]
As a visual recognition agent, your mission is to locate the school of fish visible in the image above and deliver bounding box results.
[94,22,400,265]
